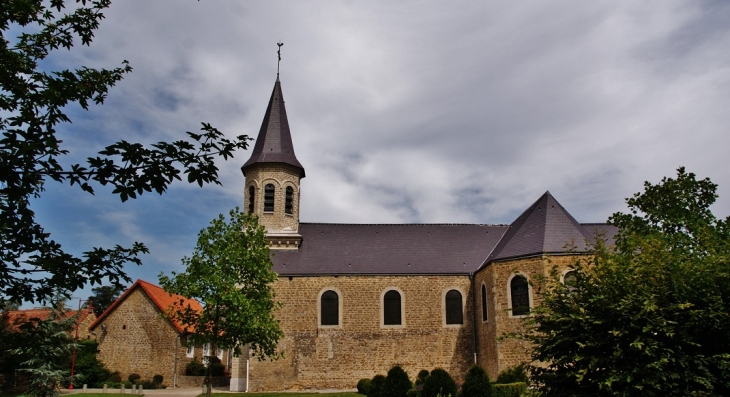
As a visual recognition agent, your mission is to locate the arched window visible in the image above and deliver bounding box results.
[563,271,577,289]
[248,186,255,213]
[320,290,339,326]
[383,290,402,325]
[445,289,463,325]
[285,186,294,215]
[264,184,275,212]
[481,284,488,321]
[510,275,530,316]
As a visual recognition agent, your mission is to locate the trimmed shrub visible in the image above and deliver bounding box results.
[152,374,163,385]
[185,358,206,376]
[421,368,456,397]
[406,389,421,397]
[415,370,429,387]
[127,373,141,383]
[491,383,526,397]
[368,374,387,397]
[385,365,412,397]
[495,364,528,385]
[461,365,491,397]
[357,378,372,395]
[109,372,122,383]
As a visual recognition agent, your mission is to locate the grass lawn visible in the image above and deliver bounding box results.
[207,393,360,397]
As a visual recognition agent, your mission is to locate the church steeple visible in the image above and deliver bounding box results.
[242,78,304,250]
[241,80,305,177]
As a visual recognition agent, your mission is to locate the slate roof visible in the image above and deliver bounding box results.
[89,279,203,334]
[241,80,305,177]
[273,223,509,275]
[272,193,617,276]
[486,191,596,263]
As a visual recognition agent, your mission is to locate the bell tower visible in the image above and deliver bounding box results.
[241,74,305,250]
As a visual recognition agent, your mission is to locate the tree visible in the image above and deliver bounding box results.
[1,0,250,306]
[159,208,283,397]
[10,300,78,397]
[85,285,125,316]
[526,167,730,396]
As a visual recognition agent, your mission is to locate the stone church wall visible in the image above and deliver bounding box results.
[246,275,475,391]
[477,255,583,379]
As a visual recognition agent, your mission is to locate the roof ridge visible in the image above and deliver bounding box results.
[299,222,510,226]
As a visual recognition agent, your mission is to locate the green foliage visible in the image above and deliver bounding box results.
[85,286,125,317]
[495,364,527,385]
[185,358,206,376]
[357,378,372,395]
[0,0,251,306]
[461,365,491,397]
[152,374,163,385]
[415,370,429,387]
[490,383,526,397]
[368,374,387,397]
[127,373,140,383]
[406,389,421,397]
[159,208,283,397]
[526,167,730,396]
[385,365,412,397]
[68,340,111,388]
[421,369,456,397]
[11,302,77,397]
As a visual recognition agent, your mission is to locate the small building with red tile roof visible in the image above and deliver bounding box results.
[89,279,226,387]
[6,306,96,339]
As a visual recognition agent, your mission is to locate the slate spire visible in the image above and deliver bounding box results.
[486,191,594,262]
[241,80,305,177]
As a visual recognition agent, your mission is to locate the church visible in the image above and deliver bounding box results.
[228,77,616,392]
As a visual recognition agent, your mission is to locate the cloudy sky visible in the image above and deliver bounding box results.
[26,0,730,305]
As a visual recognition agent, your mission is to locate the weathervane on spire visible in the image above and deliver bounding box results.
[277,42,284,80]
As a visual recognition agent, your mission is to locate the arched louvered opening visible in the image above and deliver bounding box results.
[248,186,255,213]
[264,184,275,212]
[285,186,294,214]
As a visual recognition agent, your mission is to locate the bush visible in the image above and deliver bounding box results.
[69,340,112,388]
[357,378,372,395]
[139,380,156,389]
[421,368,456,397]
[127,373,141,383]
[368,374,387,397]
[385,365,412,397]
[491,383,526,397]
[406,389,421,397]
[185,358,206,376]
[495,364,527,385]
[461,365,491,397]
[108,372,122,383]
[415,370,429,388]
[152,374,163,385]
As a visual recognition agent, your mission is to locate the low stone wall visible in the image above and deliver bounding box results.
[175,376,229,388]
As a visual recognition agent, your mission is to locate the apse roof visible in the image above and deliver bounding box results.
[241,80,305,177]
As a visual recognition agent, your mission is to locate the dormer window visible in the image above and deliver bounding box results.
[264,184,275,212]
[248,186,255,213]
[285,186,294,215]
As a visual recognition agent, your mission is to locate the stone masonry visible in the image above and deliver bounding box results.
[244,275,475,391]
